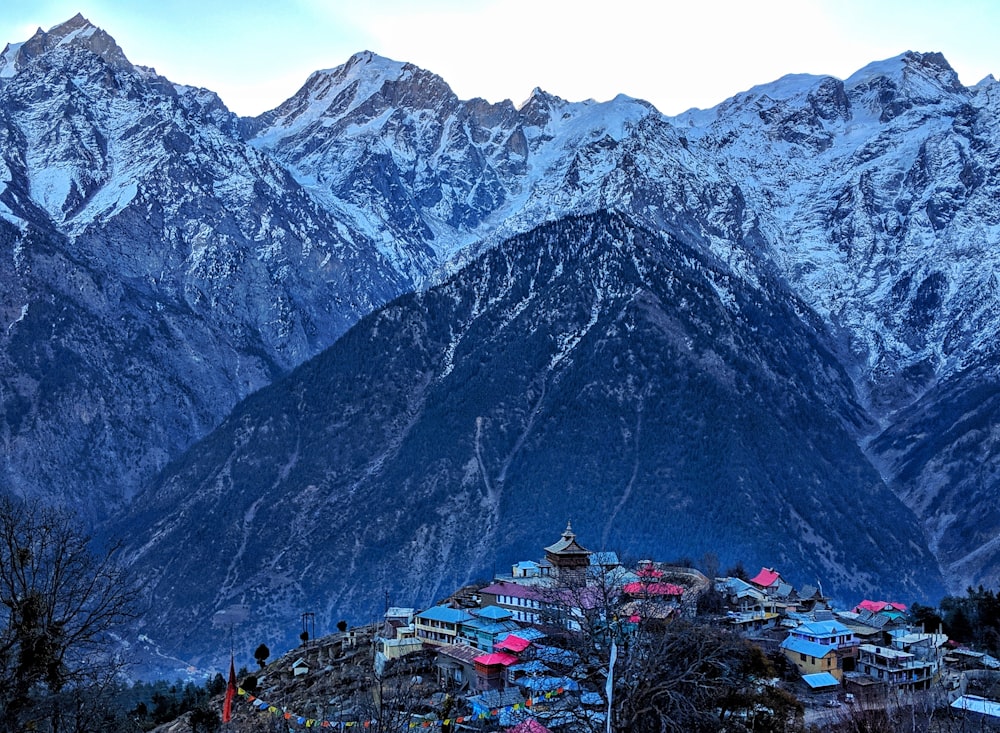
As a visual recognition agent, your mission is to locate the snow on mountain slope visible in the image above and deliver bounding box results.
[0,16,408,514]
[677,52,1000,410]
[2,14,998,617]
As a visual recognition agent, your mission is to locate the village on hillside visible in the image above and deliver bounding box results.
[227,524,1000,731]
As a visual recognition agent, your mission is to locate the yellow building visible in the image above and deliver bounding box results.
[780,620,857,681]
[414,605,473,647]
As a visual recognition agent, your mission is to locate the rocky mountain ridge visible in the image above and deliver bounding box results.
[1,16,997,673]
[112,212,941,672]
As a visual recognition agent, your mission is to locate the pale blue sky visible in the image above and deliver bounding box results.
[2,0,998,116]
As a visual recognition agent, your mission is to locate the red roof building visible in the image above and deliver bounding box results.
[495,635,532,654]
[855,599,908,614]
[750,567,782,588]
[474,651,518,691]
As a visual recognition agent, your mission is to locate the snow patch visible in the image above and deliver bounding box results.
[7,303,28,333]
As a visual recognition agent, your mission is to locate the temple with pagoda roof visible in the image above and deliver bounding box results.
[543,521,592,587]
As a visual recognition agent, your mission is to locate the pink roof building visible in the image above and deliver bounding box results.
[750,567,782,588]
[855,599,908,614]
[495,635,532,653]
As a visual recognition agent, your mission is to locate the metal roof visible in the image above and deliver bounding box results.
[803,672,840,689]
[951,695,1000,718]
[416,605,473,624]
[781,635,838,659]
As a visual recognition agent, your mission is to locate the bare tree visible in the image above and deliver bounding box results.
[0,496,138,732]
[612,620,802,732]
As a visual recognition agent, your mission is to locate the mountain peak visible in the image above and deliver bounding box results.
[45,12,96,41]
[0,13,130,77]
[846,51,965,95]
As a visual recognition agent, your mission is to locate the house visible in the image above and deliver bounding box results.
[385,606,415,628]
[590,551,620,572]
[458,605,522,651]
[414,605,474,647]
[291,657,309,677]
[495,634,532,655]
[780,620,857,681]
[795,585,829,612]
[480,581,546,624]
[512,561,542,579]
[853,643,937,691]
[717,577,780,633]
[854,600,908,620]
[435,643,481,690]
[468,687,525,721]
[848,629,947,692]
[749,567,784,592]
[375,635,423,674]
[950,695,1000,722]
[375,606,421,668]
[475,651,519,690]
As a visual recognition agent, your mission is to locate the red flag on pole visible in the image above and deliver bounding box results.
[222,655,236,723]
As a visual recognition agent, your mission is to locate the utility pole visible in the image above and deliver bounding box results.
[301,612,315,644]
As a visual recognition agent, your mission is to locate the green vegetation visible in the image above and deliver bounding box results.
[912,586,1000,656]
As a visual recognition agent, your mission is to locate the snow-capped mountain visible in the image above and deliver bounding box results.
[673,52,1000,592]
[0,15,407,515]
[1,16,998,673]
[113,212,941,670]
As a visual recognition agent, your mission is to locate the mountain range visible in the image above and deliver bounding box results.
[1,15,997,674]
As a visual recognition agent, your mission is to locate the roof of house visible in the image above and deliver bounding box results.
[853,609,891,628]
[517,675,581,692]
[774,582,794,598]
[464,618,521,636]
[475,652,519,666]
[469,688,524,711]
[503,627,547,642]
[543,521,591,556]
[509,660,550,675]
[781,635,838,659]
[858,644,914,660]
[479,582,544,601]
[475,605,514,621]
[495,635,532,653]
[951,695,1000,719]
[855,599,908,614]
[435,643,481,665]
[750,568,781,587]
[416,605,474,624]
[802,672,841,689]
[795,620,852,638]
